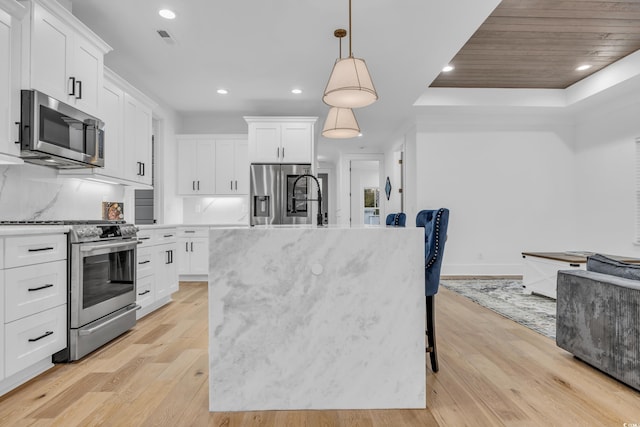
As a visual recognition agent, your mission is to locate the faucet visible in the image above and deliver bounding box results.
[291,174,323,226]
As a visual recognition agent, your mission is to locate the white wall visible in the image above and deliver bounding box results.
[573,97,640,256]
[415,114,578,276]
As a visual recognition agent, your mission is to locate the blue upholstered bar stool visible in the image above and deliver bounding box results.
[416,208,449,373]
[385,212,406,227]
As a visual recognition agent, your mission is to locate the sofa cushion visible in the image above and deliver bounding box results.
[586,253,640,281]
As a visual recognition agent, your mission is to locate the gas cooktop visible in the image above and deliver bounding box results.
[0,220,126,225]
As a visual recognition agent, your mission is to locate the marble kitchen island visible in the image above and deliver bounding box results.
[208,225,425,411]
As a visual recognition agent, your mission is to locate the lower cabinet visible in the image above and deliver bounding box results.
[0,232,68,396]
[178,227,209,277]
[135,227,178,319]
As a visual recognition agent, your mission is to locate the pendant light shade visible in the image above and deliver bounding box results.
[323,57,378,108]
[322,107,360,139]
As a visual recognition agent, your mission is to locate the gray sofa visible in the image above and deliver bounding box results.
[556,254,640,391]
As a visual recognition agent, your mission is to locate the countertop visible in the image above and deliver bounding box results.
[0,225,70,236]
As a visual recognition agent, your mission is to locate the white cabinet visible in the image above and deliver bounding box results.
[1,231,67,393]
[176,135,248,196]
[178,228,209,277]
[215,139,248,195]
[177,138,215,195]
[58,69,155,187]
[123,93,152,185]
[27,0,110,117]
[135,227,178,319]
[245,117,317,164]
[0,4,23,163]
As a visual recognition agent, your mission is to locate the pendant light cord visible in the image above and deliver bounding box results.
[348,0,352,57]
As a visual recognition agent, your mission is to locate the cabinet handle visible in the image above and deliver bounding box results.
[184,230,196,233]
[197,181,200,190]
[185,242,189,252]
[28,284,54,292]
[282,147,285,158]
[141,163,145,176]
[138,290,151,296]
[190,242,194,252]
[68,77,76,96]
[193,181,195,191]
[235,180,238,190]
[28,247,54,252]
[277,147,280,158]
[29,331,53,342]
[230,180,233,190]
[76,80,82,100]
[170,250,173,263]
[569,263,580,267]
[138,260,151,265]
[15,121,21,145]
[163,234,174,238]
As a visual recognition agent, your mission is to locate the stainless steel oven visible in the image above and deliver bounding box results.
[57,221,139,362]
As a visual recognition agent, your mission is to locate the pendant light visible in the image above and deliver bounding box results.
[322,29,361,139]
[322,107,360,138]
[323,0,378,109]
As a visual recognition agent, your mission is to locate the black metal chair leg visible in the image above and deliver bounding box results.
[426,295,439,372]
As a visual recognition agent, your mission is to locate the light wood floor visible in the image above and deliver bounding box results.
[1,282,639,426]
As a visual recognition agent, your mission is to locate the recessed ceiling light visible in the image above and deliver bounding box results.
[358,133,363,137]
[291,89,302,94]
[442,65,454,72]
[217,89,228,95]
[576,64,592,71]
[159,9,176,19]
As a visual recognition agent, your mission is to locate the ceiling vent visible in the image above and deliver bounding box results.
[157,29,175,44]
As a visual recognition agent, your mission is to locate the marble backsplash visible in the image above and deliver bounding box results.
[0,164,125,221]
[182,196,248,225]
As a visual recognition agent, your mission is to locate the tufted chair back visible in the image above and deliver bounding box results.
[385,212,406,227]
[416,208,449,296]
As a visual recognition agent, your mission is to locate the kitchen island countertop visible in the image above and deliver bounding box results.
[208,225,425,411]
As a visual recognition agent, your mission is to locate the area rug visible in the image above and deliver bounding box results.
[441,278,556,339]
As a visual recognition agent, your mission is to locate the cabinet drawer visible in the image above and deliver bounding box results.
[4,260,67,322]
[178,227,208,238]
[4,234,67,268]
[5,304,66,377]
[155,229,177,244]
[136,249,153,278]
[136,229,155,248]
[136,274,155,309]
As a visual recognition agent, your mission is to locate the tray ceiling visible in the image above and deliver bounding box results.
[430,0,640,89]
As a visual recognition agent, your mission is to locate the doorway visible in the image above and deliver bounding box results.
[350,160,381,225]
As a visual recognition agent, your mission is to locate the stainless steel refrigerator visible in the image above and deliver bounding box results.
[250,163,313,225]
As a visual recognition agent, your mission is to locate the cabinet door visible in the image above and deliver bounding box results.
[100,80,124,178]
[135,102,153,185]
[195,140,215,193]
[136,273,155,311]
[0,267,4,380]
[249,123,281,163]
[155,245,172,300]
[215,140,236,195]
[0,10,12,157]
[189,237,209,275]
[235,140,249,194]
[177,237,191,275]
[31,4,73,104]
[177,140,198,194]
[281,122,312,163]
[72,37,103,117]
[123,94,152,184]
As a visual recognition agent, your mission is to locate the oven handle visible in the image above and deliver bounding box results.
[79,240,138,253]
[78,304,141,336]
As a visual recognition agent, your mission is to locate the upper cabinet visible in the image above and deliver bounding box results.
[176,135,248,196]
[59,69,155,188]
[0,1,25,164]
[23,0,112,118]
[245,117,317,164]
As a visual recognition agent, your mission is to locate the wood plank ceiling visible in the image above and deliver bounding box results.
[430,0,640,89]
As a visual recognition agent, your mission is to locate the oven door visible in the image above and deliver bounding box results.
[70,239,137,328]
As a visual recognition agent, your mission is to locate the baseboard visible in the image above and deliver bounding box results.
[442,275,523,280]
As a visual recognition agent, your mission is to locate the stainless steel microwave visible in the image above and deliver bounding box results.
[19,90,104,168]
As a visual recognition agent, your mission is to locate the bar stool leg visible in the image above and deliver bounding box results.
[426,295,439,372]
